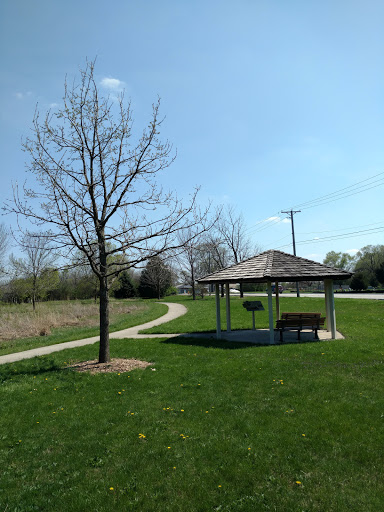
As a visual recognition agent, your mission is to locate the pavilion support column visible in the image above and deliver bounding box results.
[324,280,331,332]
[215,283,222,340]
[275,281,281,320]
[324,279,336,338]
[267,281,275,344]
[225,283,231,332]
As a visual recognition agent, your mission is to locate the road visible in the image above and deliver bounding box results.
[242,292,384,300]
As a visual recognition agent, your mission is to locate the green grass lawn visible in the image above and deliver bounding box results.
[0,296,383,511]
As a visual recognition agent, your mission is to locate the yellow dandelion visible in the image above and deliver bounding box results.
[218,485,222,488]
[302,434,306,437]
[167,446,171,449]
[296,481,302,485]
[181,409,184,412]
[109,487,114,490]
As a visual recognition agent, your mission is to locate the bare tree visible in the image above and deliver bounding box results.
[176,211,220,300]
[217,206,252,264]
[176,228,202,300]
[0,223,9,275]
[5,60,205,362]
[9,232,58,310]
[216,205,259,297]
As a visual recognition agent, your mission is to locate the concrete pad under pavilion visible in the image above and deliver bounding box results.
[197,250,353,344]
[182,328,344,344]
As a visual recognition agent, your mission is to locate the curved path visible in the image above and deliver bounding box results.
[0,302,187,365]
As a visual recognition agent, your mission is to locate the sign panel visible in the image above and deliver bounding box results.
[242,301,265,311]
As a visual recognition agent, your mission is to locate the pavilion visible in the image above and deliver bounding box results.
[197,250,353,344]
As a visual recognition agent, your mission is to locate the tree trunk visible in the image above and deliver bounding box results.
[191,266,196,300]
[239,282,244,298]
[98,275,110,363]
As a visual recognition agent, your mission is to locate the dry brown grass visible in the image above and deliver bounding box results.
[0,301,143,341]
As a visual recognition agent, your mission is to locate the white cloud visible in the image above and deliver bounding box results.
[305,253,323,262]
[346,249,359,255]
[100,77,125,91]
[14,91,32,100]
[49,102,59,108]
[282,218,290,224]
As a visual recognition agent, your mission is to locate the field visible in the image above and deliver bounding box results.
[0,295,383,511]
[0,300,168,356]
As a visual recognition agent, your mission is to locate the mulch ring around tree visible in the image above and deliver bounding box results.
[68,358,153,374]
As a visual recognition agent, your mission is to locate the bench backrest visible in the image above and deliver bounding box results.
[278,312,325,328]
[281,312,321,320]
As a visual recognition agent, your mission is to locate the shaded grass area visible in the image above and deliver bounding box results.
[141,294,378,335]
[0,301,168,356]
[0,298,383,511]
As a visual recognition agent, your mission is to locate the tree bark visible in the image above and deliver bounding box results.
[191,266,196,300]
[98,275,110,363]
[98,237,110,363]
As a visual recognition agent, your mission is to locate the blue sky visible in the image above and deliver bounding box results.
[1,0,383,263]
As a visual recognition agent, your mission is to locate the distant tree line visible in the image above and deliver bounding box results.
[0,254,176,304]
[1,217,383,307]
[0,204,260,305]
[323,245,384,290]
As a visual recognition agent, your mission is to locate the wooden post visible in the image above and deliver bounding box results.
[267,281,275,344]
[275,281,280,320]
[225,283,231,332]
[215,283,221,340]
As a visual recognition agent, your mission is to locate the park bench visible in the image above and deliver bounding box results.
[276,312,325,342]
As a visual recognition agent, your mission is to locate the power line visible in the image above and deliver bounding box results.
[244,214,283,236]
[274,225,384,250]
[285,172,384,211]
[297,220,384,236]
[244,171,384,240]
[298,181,384,211]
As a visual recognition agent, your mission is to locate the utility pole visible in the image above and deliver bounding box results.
[281,209,301,297]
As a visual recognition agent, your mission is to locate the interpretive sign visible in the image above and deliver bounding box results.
[242,301,265,330]
[242,301,265,311]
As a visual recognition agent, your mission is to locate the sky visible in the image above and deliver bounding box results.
[1,0,384,263]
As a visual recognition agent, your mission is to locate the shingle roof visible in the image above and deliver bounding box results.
[197,250,353,283]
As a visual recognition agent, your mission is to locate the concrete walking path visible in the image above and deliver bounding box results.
[0,302,187,365]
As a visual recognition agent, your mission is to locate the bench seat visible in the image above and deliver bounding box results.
[276,312,325,342]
